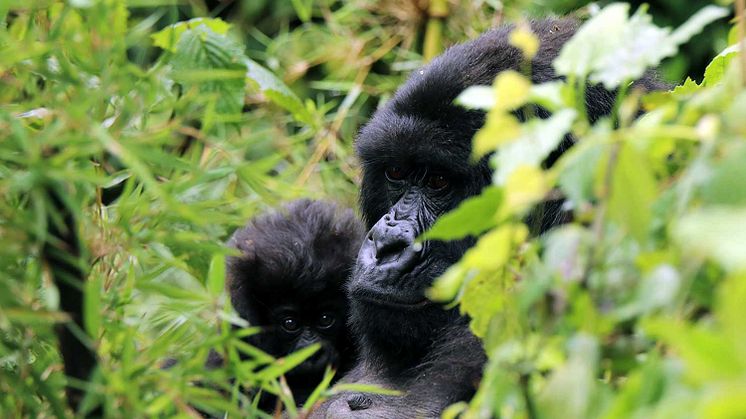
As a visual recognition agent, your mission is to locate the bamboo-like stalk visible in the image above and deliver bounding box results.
[423,0,449,62]
[737,0,746,85]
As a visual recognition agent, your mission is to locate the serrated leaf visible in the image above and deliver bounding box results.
[170,25,247,116]
[460,224,528,337]
[555,4,727,89]
[244,57,314,125]
[421,186,503,241]
[703,44,740,87]
[151,18,231,52]
[492,109,576,184]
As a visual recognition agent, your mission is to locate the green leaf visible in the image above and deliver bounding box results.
[555,4,727,89]
[83,275,101,338]
[701,145,746,206]
[421,187,503,241]
[244,57,314,125]
[151,18,231,52]
[607,143,657,242]
[330,383,402,396]
[170,25,248,116]
[455,85,494,110]
[674,208,746,272]
[703,44,741,87]
[538,334,599,419]
[669,6,730,46]
[644,318,741,382]
[492,109,576,184]
[256,343,320,381]
[206,253,225,296]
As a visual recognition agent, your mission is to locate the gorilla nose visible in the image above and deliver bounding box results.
[362,213,419,271]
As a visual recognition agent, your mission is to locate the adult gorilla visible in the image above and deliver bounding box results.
[315,19,666,418]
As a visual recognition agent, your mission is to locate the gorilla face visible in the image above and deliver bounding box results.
[347,19,584,363]
[349,106,493,359]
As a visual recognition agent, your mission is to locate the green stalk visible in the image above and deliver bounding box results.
[423,0,449,62]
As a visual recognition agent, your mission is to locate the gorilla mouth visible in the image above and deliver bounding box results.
[352,288,432,310]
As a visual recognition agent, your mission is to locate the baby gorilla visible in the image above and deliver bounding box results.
[225,199,365,407]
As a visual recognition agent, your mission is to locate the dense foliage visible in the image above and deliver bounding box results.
[1,1,744,418]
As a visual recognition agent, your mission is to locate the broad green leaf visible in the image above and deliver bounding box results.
[421,186,503,241]
[703,43,741,87]
[455,85,494,110]
[538,334,599,419]
[554,3,630,80]
[151,18,231,52]
[543,225,592,283]
[170,25,248,116]
[459,224,528,337]
[645,318,741,382]
[473,111,521,157]
[244,57,314,125]
[607,143,657,242]
[493,70,531,111]
[504,165,548,212]
[555,4,727,89]
[557,139,606,205]
[509,25,539,60]
[674,208,746,272]
[492,109,576,184]
[428,263,469,303]
[717,274,746,360]
[701,145,746,206]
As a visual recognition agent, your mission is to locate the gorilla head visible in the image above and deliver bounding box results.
[348,19,666,371]
[226,199,365,404]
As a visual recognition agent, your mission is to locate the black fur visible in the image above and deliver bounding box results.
[226,199,365,408]
[313,19,666,418]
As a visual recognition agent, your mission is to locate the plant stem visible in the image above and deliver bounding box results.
[423,0,449,62]
[737,0,746,85]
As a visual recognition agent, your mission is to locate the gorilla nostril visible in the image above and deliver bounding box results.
[347,394,373,411]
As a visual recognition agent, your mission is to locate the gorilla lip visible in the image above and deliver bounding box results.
[353,289,432,310]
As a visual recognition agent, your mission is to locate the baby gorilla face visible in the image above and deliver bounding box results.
[225,199,365,406]
[268,302,347,377]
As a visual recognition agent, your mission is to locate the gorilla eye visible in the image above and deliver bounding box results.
[317,313,335,329]
[427,174,449,190]
[281,317,300,333]
[385,166,406,181]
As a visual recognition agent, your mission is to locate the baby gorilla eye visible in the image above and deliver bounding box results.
[281,316,300,333]
[317,313,335,329]
[385,166,406,181]
[427,174,449,190]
